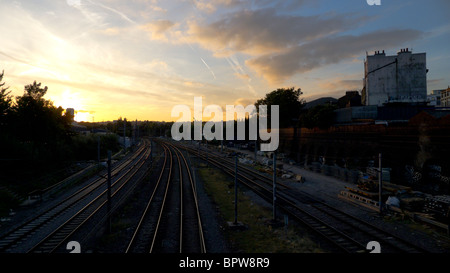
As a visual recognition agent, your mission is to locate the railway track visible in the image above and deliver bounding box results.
[0,139,151,253]
[172,143,206,253]
[174,141,430,253]
[125,140,206,253]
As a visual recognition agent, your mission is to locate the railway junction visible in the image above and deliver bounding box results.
[0,138,449,254]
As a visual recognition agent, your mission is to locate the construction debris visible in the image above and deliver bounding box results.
[425,195,450,221]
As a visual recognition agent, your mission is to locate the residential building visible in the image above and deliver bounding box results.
[441,87,450,107]
[427,89,443,106]
[337,91,362,108]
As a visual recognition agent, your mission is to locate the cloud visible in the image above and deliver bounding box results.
[180,6,407,84]
[192,0,245,13]
[192,0,311,14]
[179,6,424,84]
[66,0,81,7]
[317,79,362,92]
[141,20,176,41]
[85,0,136,24]
[183,81,205,88]
[427,78,444,84]
[246,29,423,84]
[303,89,346,102]
[234,73,250,80]
[102,27,123,36]
[225,55,251,81]
[234,97,257,106]
[185,8,362,57]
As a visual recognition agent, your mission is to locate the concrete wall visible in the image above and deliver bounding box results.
[364,50,427,106]
[334,106,378,123]
[278,122,450,189]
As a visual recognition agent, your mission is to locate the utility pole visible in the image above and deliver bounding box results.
[273,152,277,221]
[234,155,238,225]
[137,120,140,142]
[107,150,112,233]
[206,140,208,167]
[379,153,383,215]
[150,140,153,165]
[97,135,100,165]
[132,119,136,146]
[123,119,126,151]
[254,140,257,162]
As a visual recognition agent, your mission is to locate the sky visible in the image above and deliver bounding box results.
[0,0,449,122]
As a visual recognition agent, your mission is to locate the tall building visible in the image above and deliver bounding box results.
[66,108,75,121]
[362,49,427,106]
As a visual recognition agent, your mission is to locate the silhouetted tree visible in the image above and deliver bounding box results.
[0,70,12,125]
[12,81,71,159]
[0,74,124,195]
[255,87,304,128]
[300,104,337,129]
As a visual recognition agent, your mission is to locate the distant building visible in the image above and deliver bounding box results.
[337,91,362,108]
[427,89,443,106]
[441,87,450,107]
[92,128,110,134]
[334,105,378,124]
[362,49,427,106]
[66,108,75,121]
[70,121,89,135]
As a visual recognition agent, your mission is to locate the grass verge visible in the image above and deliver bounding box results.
[198,166,324,253]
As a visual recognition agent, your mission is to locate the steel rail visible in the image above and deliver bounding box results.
[27,141,152,253]
[169,143,206,253]
[149,142,173,253]
[0,142,148,252]
[175,141,430,253]
[125,143,169,253]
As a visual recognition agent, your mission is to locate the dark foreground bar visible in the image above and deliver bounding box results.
[1,253,446,272]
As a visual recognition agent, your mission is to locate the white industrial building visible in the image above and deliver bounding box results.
[362,49,427,106]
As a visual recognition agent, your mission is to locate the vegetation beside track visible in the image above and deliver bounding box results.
[198,165,324,253]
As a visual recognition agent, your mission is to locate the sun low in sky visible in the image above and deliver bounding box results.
[1,0,449,122]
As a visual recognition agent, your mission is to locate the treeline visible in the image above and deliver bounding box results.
[128,87,337,143]
[0,72,336,166]
[0,72,120,168]
[299,104,337,129]
[105,118,174,138]
[253,87,338,130]
[99,87,336,145]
